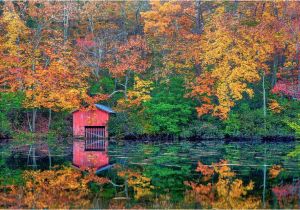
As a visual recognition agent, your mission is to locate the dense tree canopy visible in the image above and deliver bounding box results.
[0,0,299,138]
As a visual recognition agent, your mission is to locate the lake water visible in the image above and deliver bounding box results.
[1,140,299,208]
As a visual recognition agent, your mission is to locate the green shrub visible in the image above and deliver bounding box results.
[180,120,223,139]
[108,112,144,138]
[49,111,72,138]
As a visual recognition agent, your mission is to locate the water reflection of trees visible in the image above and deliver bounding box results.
[272,181,300,209]
[109,160,298,209]
[1,159,298,209]
[118,169,154,200]
[0,167,108,208]
[184,160,261,209]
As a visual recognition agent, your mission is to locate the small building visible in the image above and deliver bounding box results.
[73,104,115,138]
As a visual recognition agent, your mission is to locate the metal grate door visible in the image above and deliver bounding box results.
[84,126,106,151]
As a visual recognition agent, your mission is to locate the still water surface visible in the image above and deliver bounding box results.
[79,140,300,209]
[1,140,300,208]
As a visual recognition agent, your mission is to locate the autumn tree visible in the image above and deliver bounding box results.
[188,5,275,119]
[142,0,211,77]
[0,1,106,132]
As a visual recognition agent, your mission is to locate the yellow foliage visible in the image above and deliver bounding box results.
[118,169,154,200]
[0,167,109,209]
[196,6,273,119]
[185,160,261,209]
[269,165,282,178]
[117,76,153,111]
[268,99,283,113]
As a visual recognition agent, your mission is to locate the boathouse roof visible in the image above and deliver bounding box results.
[72,104,116,114]
[95,104,116,114]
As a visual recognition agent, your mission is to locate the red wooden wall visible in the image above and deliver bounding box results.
[73,109,110,137]
[72,141,109,169]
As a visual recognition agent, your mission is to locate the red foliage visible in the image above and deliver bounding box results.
[272,181,300,208]
[76,37,96,49]
[272,81,300,100]
[195,161,214,176]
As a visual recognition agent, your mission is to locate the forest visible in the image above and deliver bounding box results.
[0,0,300,141]
[0,1,300,209]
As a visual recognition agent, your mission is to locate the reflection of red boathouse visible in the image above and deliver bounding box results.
[72,140,109,169]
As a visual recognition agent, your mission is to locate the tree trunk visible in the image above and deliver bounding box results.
[296,39,300,91]
[121,1,128,41]
[134,3,142,35]
[124,73,129,100]
[263,163,267,207]
[271,53,278,88]
[48,109,52,130]
[194,0,204,76]
[88,15,94,35]
[27,111,33,132]
[195,0,204,34]
[195,63,202,77]
[32,109,37,133]
[48,146,52,169]
[63,3,69,44]
[233,0,239,16]
[32,145,37,169]
[262,72,267,131]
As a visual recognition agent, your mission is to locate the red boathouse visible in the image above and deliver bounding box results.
[73,104,115,138]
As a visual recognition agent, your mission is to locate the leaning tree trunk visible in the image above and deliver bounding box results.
[32,109,37,133]
[262,72,267,132]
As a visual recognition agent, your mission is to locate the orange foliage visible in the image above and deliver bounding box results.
[185,160,261,209]
[184,182,214,208]
[212,160,236,178]
[268,99,283,113]
[0,3,106,112]
[0,185,22,208]
[0,167,109,209]
[106,36,150,77]
[195,161,214,176]
[269,165,282,179]
[142,0,203,73]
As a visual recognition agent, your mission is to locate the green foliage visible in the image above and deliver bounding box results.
[11,131,38,145]
[180,120,224,139]
[286,115,300,161]
[49,111,72,138]
[0,112,11,138]
[223,102,297,138]
[108,112,145,138]
[0,92,23,138]
[224,104,266,137]
[0,92,23,112]
[286,115,300,137]
[89,77,115,95]
[0,149,23,186]
[142,144,191,203]
[288,144,300,156]
[145,103,191,135]
[144,77,195,135]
